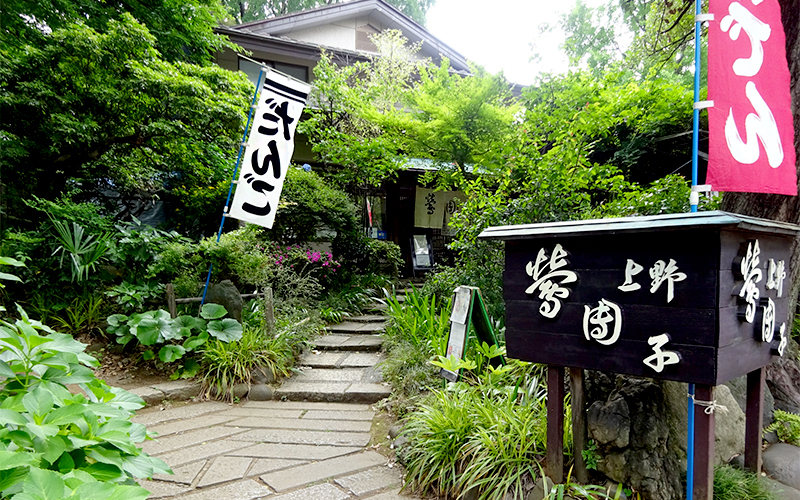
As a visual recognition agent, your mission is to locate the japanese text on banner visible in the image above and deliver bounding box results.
[706,0,797,195]
[229,70,311,228]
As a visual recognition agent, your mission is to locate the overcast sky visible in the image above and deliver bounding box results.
[426,0,608,85]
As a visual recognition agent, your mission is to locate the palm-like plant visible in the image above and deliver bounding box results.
[50,216,110,282]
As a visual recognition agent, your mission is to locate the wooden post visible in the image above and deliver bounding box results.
[745,368,765,473]
[570,367,588,483]
[546,365,565,484]
[263,287,275,334]
[166,283,177,319]
[693,384,715,500]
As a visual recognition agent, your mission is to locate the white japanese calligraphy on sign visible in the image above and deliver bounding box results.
[725,82,784,167]
[525,244,578,319]
[766,258,786,297]
[649,259,687,303]
[719,1,785,168]
[737,239,763,323]
[643,334,681,373]
[759,297,776,343]
[583,299,622,345]
[618,259,643,292]
[774,323,788,357]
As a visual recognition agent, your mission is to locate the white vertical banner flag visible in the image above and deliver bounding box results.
[229,69,311,228]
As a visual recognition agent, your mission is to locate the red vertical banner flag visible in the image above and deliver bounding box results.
[707,0,797,196]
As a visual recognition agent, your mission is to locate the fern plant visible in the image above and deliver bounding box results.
[766,410,800,446]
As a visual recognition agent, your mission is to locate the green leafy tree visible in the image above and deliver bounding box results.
[0,2,252,230]
[221,0,436,25]
[560,0,696,81]
[298,31,425,191]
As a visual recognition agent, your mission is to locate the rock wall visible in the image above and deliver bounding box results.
[584,373,747,500]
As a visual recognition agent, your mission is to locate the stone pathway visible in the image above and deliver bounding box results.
[135,291,416,500]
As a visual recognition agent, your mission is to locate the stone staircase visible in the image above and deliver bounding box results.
[273,307,392,404]
[272,284,421,404]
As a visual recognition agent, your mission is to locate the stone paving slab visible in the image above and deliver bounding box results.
[155,439,254,469]
[349,314,387,323]
[230,428,371,447]
[362,489,409,500]
[142,425,247,456]
[241,401,373,411]
[154,460,206,484]
[302,409,375,421]
[313,334,383,351]
[171,479,273,500]
[344,383,391,402]
[301,352,345,368]
[271,483,348,500]
[326,321,386,334]
[260,451,386,492]
[291,367,366,382]
[224,416,372,432]
[249,458,308,476]
[274,381,349,401]
[340,335,383,349]
[334,466,403,496]
[138,480,192,498]
[340,353,384,368]
[196,456,251,487]
[149,414,239,437]
[220,408,305,419]
[228,443,361,460]
[133,402,231,426]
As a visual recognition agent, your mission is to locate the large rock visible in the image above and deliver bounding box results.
[725,374,776,427]
[584,374,747,500]
[763,443,800,490]
[766,354,800,415]
[586,376,682,500]
[206,280,244,323]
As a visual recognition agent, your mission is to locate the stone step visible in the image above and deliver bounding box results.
[291,366,384,385]
[301,351,384,369]
[274,379,390,404]
[325,321,385,334]
[312,334,383,352]
[366,302,388,312]
[349,314,386,323]
[128,380,200,407]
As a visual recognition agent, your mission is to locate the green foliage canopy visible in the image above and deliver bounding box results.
[0,2,252,228]
[221,0,436,25]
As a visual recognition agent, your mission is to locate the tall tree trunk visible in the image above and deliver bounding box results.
[720,0,800,412]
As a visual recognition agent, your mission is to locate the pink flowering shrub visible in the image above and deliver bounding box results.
[252,242,342,297]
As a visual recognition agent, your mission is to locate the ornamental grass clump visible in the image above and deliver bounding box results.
[400,346,576,500]
[713,465,777,500]
[402,384,556,500]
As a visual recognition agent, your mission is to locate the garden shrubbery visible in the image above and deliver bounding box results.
[0,167,403,408]
[0,300,171,499]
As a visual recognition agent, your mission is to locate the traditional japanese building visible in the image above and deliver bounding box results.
[213,0,487,274]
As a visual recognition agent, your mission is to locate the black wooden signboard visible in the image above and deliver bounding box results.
[479,211,799,386]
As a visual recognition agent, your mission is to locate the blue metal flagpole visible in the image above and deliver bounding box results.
[200,67,267,308]
[690,0,703,215]
[687,0,704,496]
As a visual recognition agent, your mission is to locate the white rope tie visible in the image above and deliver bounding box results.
[689,394,729,414]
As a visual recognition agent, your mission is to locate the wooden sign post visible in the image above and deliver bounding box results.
[479,211,799,498]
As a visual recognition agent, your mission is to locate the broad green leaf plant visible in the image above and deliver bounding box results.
[0,304,171,499]
[107,303,243,378]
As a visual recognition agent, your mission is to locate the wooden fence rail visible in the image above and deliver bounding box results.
[165,284,275,331]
